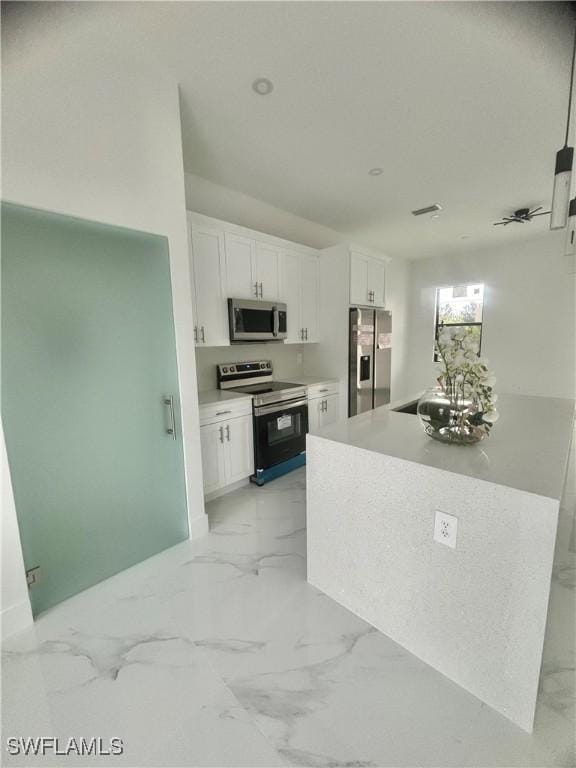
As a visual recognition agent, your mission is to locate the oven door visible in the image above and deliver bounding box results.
[228,298,287,343]
[253,398,308,471]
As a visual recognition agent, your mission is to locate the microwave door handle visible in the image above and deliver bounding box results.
[272,307,279,337]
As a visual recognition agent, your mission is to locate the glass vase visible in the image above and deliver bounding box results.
[417,387,487,445]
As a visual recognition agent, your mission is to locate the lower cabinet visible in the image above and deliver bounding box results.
[308,393,340,434]
[200,413,254,496]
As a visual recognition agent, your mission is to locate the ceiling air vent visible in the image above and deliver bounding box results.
[412,204,442,216]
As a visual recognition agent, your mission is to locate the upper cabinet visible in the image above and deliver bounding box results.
[281,249,319,344]
[254,242,281,300]
[224,233,254,299]
[188,221,229,347]
[350,251,387,307]
[188,212,319,347]
[224,234,281,300]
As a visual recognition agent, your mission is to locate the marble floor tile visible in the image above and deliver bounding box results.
[2,467,575,767]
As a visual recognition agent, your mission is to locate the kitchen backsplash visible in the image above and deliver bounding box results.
[195,344,305,391]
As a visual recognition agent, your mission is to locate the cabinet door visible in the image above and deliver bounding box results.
[300,254,319,343]
[200,422,226,495]
[224,414,254,484]
[225,233,256,299]
[254,242,281,299]
[368,257,386,308]
[319,394,340,428]
[282,250,302,343]
[190,226,228,346]
[307,397,322,435]
[350,252,370,305]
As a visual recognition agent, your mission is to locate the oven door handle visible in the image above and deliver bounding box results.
[272,306,279,337]
[254,398,308,417]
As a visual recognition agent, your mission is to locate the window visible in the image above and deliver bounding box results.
[434,284,484,360]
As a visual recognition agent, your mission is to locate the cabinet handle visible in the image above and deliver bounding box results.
[194,326,198,343]
[300,328,304,340]
[163,395,176,440]
[216,410,232,416]
[201,326,206,343]
[259,282,263,298]
[305,328,308,340]
[318,388,329,393]
[254,282,259,297]
[219,426,224,443]
[226,424,230,441]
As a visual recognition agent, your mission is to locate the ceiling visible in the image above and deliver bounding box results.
[4,1,576,259]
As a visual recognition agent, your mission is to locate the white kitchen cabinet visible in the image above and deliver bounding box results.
[368,257,386,307]
[188,213,320,346]
[189,223,228,346]
[350,252,370,305]
[254,242,281,299]
[320,393,340,427]
[224,234,281,300]
[225,233,255,299]
[199,407,254,495]
[307,382,340,434]
[350,251,386,307]
[282,250,302,343]
[225,414,254,484]
[281,250,319,343]
[199,421,227,495]
[308,393,340,434]
[300,254,319,342]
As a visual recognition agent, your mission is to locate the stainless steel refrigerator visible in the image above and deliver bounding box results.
[348,308,392,417]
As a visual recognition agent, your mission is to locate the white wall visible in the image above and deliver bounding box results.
[405,231,575,400]
[386,256,410,401]
[1,5,207,635]
[185,173,343,250]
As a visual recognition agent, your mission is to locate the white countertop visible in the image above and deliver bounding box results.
[314,393,574,500]
[197,390,253,407]
[287,375,340,386]
[198,375,339,407]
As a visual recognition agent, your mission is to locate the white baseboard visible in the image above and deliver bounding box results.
[204,477,249,503]
[1,599,33,641]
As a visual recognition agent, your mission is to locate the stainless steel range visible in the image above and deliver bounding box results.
[218,360,308,485]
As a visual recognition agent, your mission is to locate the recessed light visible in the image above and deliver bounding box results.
[368,167,383,176]
[252,78,274,96]
[431,213,440,219]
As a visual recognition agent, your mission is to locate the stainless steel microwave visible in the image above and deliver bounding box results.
[228,298,287,343]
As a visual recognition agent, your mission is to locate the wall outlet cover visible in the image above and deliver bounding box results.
[434,510,458,549]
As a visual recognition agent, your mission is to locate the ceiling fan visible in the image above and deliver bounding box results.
[493,206,551,226]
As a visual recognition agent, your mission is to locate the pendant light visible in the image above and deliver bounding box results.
[551,27,576,230]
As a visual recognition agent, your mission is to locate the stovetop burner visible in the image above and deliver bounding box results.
[231,381,302,395]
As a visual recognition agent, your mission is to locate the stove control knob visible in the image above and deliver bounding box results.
[267,362,271,368]
[222,367,228,373]
[230,366,235,372]
[260,363,266,369]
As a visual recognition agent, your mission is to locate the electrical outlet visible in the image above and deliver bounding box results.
[433,510,458,549]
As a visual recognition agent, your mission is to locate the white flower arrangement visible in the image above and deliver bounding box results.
[435,326,499,432]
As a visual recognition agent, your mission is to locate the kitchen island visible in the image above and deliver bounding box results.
[306,393,574,732]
